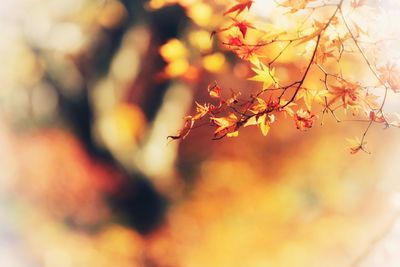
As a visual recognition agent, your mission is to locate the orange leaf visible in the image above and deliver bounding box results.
[212,113,238,138]
[167,117,194,140]
[294,109,316,131]
[208,83,222,99]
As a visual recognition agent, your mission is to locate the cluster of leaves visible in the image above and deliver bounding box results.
[169,0,400,153]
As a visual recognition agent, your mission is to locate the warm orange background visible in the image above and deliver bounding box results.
[0,1,400,267]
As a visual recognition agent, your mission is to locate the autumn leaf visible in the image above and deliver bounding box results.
[369,110,386,124]
[346,137,369,154]
[230,18,256,38]
[235,44,259,60]
[242,115,258,127]
[208,82,222,98]
[296,88,327,111]
[243,112,275,136]
[351,0,367,9]
[223,0,254,16]
[192,102,210,120]
[249,60,278,89]
[278,99,296,117]
[327,78,360,109]
[258,113,275,136]
[167,117,194,140]
[296,20,325,46]
[212,113,239,138]
[226,35,243,47]
[224,36,260,60]
[388,113,400,128]
[316,37,339,64]
[279,0,316,13]
[250,97,267,113]
[294,109,316,131]
[226,89,242,105]
[378,63,400,93]
[214,18,256,38]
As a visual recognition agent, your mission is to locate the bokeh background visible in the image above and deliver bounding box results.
[1,0,400,266]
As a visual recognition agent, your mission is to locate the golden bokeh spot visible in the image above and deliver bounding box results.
[187,3,213,27]
[166,59,190,77]
[160,39,188,62]
[98,103,146,151]
[98,1,128,29]
[188,30,213,53]
[202,53,226,73]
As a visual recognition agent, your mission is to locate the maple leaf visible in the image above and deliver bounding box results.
[388,113,400,128]
[362,93,380,111]
[346,137,369,154]
[327,78,360,109]
[235,45,259,60]
[243,113,275,136]
[258,113,275,136]
[279,0,316,13]
[230,18,256,38]
[378,63,400,93]
[225,38,261,60]
[316,38,338,64]
[227,35,243,47]
[167,116,194,140]
[226,89,242,105]
[317,50,336,64]
[351,0,367,9]
[248,97,279,115]
[223,0,254,17]
[294,109,316,131]
[208,82,222,98]
[208,101,227,115]
[296,20,325,46]
[278,99,296,117]
[192,102,210,120]
[249,59,278,89]
[212,113,239,138]
[369,110,386,124]
[296,88,327,111]
[212,18,255,39]
[250,97,267,114]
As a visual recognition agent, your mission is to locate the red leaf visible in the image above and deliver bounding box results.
[223,0,254,16]
[230,18,256,38]
[227,35,243,46]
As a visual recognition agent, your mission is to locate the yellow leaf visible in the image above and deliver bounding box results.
[212,113,238,134]
[250,97,267,113]
[249,61,277,89]
[243,116,258,127]
[295,20,324,46]
[258,114,271,136]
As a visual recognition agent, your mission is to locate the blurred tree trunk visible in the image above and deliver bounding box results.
[42,1,189,234]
